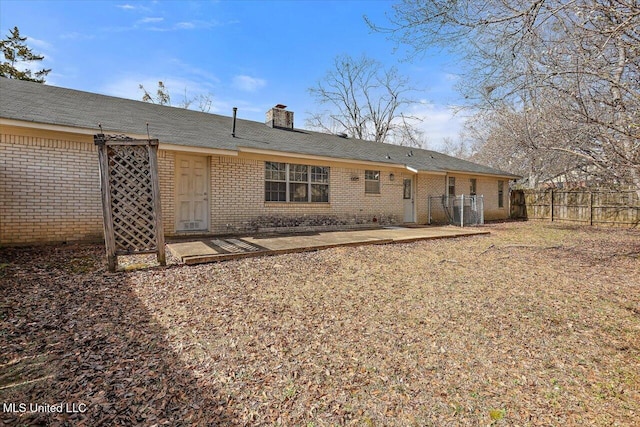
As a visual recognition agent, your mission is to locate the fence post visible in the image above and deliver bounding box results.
[550,189,554,222]
[589,191,594,226]
[147,141,166,266]
[95,135,117,272]
[460,194,464,227]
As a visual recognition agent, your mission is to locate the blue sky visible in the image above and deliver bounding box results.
[1,0,467,149]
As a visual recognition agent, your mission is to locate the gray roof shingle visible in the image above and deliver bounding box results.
[0,78,519,178]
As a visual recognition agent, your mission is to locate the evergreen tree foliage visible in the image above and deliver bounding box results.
[0,26,51,83]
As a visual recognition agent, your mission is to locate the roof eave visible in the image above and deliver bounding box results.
[0,117,149,139]
[160,143,238,156]
[445,169,521,180]
[237,146,408,169]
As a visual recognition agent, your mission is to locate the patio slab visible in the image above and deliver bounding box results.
[168,226,490,265]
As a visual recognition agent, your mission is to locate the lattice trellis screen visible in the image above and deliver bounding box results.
[95,134,165,272]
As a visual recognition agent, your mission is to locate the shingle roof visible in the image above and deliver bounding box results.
[0,78,519,178]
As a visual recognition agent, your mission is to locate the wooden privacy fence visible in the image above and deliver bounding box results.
[511,189,640,227]
[95,134,165,272]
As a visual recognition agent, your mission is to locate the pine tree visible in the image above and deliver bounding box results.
[0,26,51,83]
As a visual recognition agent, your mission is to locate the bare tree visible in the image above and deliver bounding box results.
[464,108,587,188]
[195,93,213,113]
[370,0,640,193]
[139,81,214,112]
[441,136,471,160]
[307,54,425,147]
[139,81,171,105]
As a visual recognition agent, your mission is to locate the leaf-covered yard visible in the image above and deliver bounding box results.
[1,222,639,426]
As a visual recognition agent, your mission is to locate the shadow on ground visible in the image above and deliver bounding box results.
[0,245,237,425]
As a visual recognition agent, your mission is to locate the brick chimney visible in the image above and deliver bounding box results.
[266,104,294,129]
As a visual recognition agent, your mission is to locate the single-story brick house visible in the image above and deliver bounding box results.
[0,78,518,245]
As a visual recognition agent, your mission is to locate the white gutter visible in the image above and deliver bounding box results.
[0,118,142,137]
[159,143,238,156]
[1,118,148,140]
[446,169,521,179]
[237,146,408,169]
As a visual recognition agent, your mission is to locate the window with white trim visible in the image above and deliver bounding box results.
[265,162,286,202]
[289,164,308,202]
[310,166,329,202]
[448,177,456,197]
[265,162,329,203]
[365,170,380,194]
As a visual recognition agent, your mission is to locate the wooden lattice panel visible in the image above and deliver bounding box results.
[95,134,165,271]
[108,145,156,252]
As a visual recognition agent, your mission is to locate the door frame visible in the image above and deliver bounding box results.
[175,154,210,232]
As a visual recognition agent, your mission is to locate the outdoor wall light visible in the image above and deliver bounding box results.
[389,173,395,181]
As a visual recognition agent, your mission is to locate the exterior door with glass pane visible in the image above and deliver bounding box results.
[403,178,415,222]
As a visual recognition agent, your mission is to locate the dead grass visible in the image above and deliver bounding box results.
[1,222,639,426]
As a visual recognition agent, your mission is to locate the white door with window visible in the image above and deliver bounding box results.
[403,178,415,223]
[176,155,209,231]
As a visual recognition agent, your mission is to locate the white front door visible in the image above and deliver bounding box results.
[403,178,415,223]
[176,155,209,231]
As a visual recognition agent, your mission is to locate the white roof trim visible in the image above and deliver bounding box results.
[237,146,408,169]
[0,118,149,139]
[417,170,447,176]
[160,143,238,156]
[405,166,419,173]
[447,169,520,179]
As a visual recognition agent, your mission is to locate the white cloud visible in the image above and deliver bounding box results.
[168,58,220,85]
[232,75,266,92]
[132,19,223,32]
[175,22,196,29]
[139,17,164,24]
[409,102,468,150]
[116,3,153,13]
[21,35,54,66]
[24,35,52,50]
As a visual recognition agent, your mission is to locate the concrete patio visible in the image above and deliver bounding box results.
[167,226,490,265]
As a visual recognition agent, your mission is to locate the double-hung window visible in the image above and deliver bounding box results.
[289,164,308,202]
[265,162,329,203]
[310,166,329,202]
[448,177,456,197]
[365,170,380,194]
[265,162,286,202]
[498,181,504,208]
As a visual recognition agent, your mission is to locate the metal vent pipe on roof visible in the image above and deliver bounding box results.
[232,107,238,137]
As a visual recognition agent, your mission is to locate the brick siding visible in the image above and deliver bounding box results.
[1,128,510,245]
[448,173,509,221]
[208,157,410,233]
[0,132,103,244]
[158,150,175,236]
